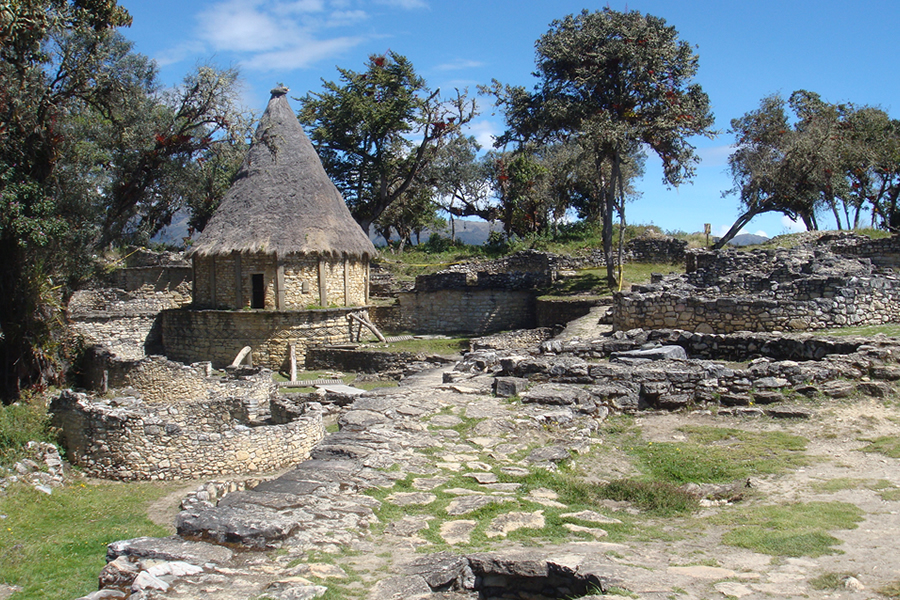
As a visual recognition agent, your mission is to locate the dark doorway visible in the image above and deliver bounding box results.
[251,274,265,308]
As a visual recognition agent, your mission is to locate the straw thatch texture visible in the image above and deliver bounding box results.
[189,87,376,259]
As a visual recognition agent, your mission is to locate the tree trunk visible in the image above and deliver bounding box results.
[603,152,620,287]
[712,208,761,249]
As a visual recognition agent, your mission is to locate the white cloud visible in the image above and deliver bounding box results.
[465,119,500,151]
[241,36,365,71]
[754,229,768,238]
[153,40,207,67]
[326,10,368,26]
[197,1,291,53]
[434,59,484,72]
[375,0,428,8]
[276,0,325,14]
[780,215,806,233]
[713,224,732,238]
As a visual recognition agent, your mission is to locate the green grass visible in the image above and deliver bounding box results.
[809,478,867,493]
[814,324,900,337]
[0,480,176,600]
[626,426,810,484]
[367,336,470,356]
[0,399,56,467]
[860,435,900,458]
[809,571,858,590]
[714,501,863,557]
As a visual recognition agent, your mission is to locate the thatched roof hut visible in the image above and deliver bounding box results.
[188,86,375,311]
[190,86,375,259]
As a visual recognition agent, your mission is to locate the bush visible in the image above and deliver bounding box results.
[0,399,55,466]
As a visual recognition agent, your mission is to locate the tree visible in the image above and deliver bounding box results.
[718,92,900,247]
[0,0,133,400]
[0,1,249,400]
[297,51,476,234]
[487,8,714,284]
[421,134,495,241]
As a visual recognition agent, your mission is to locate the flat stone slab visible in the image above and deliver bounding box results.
[315,384,366,395]
[485,510,545,538]
[563,523,608,537]
[526,445,570,463]
[446,495,507,515]
[339,409,389,429]
[412,477,449,490]
[611,345,687,362]
[466,472,498,484]
[107,536,233,565]
[385,516,432,537]
[386,492,437,506]
[561,510,622,525]
[667,565,737,579]
[440,520,477,545]
[175,505,300,549]
[429,414,463,427]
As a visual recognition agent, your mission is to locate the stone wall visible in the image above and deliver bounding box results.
[192,252,368,310]
[50,390,324,481]
[616,245,900,333]
[161,307,367,370]
[305,346,456,376]
[397,289,536,334]
[535,297,604,327]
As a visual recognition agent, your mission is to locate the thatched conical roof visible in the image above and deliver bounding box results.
[189,86,376,259]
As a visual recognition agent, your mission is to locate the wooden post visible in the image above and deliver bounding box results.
[318,258,327,307]
[365,260,370,304]
[289,343,297,382]
[343,255,350,306]
[276,254,285,310]
[210,255,217,307]
[234,251,242,308]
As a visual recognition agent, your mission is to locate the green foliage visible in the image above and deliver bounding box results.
[0,0,250,401]
[367,337,470,356]
[717,501,863,557]
[719,91,900,247]
[488,7,714,284]
[0,481,175,600]
[0,400,55,466]
[298,51,476,233]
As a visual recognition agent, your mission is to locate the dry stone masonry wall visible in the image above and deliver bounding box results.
[51,390,324,480]
[615,240,900,333]
[161,307,366,370]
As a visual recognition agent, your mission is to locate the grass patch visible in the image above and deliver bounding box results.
[0,480,177,600]
[860,435,900,458]
[0,399,56,467]
[809,571,858,590]
[879,580,900,598]
[599,479,699,516]
[626,426,809,484]
[714,501,863,557]
[815,323,900,337]
[809,478,867,493]
[365,336,470,356]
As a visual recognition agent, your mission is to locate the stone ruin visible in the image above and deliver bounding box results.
[51,355,324,481]
[615,233,900,333]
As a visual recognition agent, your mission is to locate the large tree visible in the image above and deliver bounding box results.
[297,51,476,234]
[0,1,249,400]
[488,8,714,284]
[718,92,900,247]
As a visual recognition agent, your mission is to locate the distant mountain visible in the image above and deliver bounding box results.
[726,233,769,247]
[371,219,501,246]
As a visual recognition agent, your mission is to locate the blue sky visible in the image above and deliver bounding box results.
[119,0,900,239]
